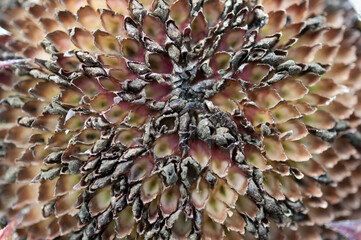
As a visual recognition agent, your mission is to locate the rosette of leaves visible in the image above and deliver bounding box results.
[0,0,361,239]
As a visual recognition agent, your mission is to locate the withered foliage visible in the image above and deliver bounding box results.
[0,0,361,239]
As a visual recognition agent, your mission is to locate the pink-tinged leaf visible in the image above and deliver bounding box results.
[0,59,31,69]
[0,219,17,240]
[0,206,30,239]
[325,219,361,240]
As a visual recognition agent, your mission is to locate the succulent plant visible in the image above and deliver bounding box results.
[1,0,361,239]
